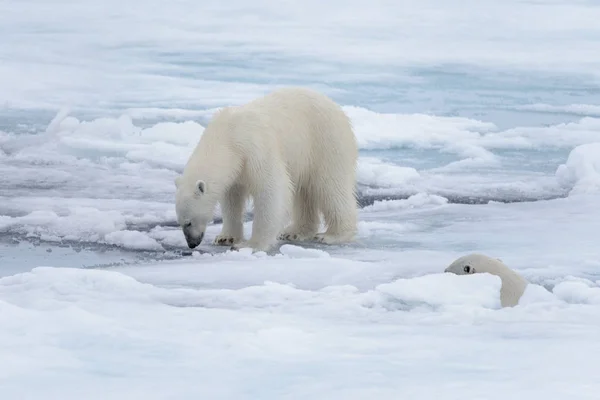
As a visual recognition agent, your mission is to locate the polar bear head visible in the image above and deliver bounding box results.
[444,253,507,275]
[444,253,483,275]
[174,176,215,248]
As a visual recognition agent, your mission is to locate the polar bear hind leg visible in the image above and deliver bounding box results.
[278,185,320,242]
[313,176,358,244]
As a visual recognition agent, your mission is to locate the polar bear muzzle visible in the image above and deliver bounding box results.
[183,225,204,249]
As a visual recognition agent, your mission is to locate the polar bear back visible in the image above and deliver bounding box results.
[203,87,358,186]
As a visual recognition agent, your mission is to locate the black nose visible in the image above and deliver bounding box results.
[185,232,204,249]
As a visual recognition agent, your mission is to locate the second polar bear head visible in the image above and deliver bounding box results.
[174,176,215,249]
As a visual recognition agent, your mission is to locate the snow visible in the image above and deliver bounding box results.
[347,106,497,152]
[2,0,600,113]
[556,143,600,195]
[1,251,600,399]
[104,230,164,251]
[3,191,600,398]
[2,0,600,398]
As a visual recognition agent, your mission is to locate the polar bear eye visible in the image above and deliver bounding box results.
[184,222,192,228]
[463,265,471,273]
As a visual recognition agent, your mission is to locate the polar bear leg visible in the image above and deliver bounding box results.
[314,178,357,244]
[214,184,246,246]
[232,167,291,252]
[278,185,319,242]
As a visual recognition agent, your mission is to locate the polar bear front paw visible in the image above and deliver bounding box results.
[278,231,313,242]
[214,235,240,246]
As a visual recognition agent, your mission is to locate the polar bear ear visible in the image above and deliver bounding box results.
[174,176,183,188]
[195,179,206,195]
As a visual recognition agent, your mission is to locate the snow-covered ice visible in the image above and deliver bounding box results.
[2,0,600,398]
[2,237,600,399]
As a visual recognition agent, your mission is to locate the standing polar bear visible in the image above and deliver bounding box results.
[175,87,359,252]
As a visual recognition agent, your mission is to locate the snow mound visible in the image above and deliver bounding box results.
[556,143,600,195]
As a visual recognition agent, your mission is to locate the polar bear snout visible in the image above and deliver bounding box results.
[183,227,204,249]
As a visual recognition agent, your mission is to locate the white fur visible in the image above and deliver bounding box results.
[175,87,359,252]
[445,253,529,308]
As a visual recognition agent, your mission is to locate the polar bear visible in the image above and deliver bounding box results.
[445,253,528,307]
[174,87,358,252]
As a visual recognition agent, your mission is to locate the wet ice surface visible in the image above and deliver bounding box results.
[2,0,600,398]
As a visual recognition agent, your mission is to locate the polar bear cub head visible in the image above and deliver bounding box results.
[174,176,213,249]
[444,254,481,275]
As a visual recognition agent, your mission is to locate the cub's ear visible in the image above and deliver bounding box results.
[196,179,206,195]
[174,176,183,188]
